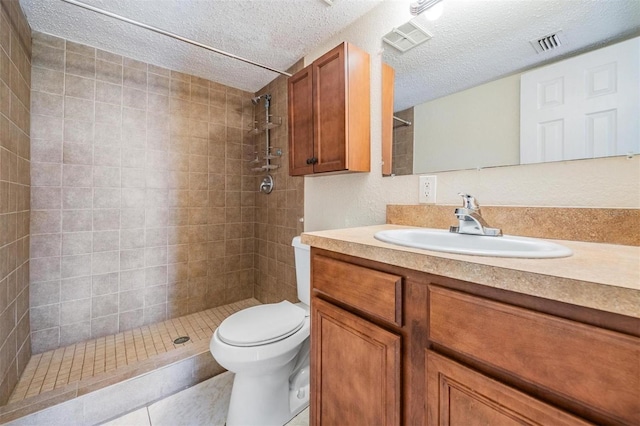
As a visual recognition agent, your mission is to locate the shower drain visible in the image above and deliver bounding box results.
[173,336,190,344]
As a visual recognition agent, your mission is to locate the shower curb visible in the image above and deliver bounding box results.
[0,339,224,425]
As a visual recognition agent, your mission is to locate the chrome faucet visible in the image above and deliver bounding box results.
[449,193,502,236]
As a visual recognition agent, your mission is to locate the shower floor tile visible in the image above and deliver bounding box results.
[8,299,259,405]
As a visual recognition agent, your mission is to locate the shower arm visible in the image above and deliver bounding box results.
[60,0,292,77]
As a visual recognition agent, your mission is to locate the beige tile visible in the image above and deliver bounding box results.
[92,272,119,295]
[30,139,62,163]
[65,51,95,79]
[120,249,144,271]
[66,40,95,57]
[93,209,120,231]
[64,74,94,100]
[63,96,94,122]
[31,210,61,235]
[60,276,91,302]
[123,86,146,110]
[30,280,61,307]
[96,59,123,84]
[30,304,60,331]
[94,145,121,167]
[92,251,119,275]
[102,407,150,426]
[95,80,122,105]
[62,164,92,187]
[61,210,92,233]
[30,233,61,259]
[123,67,147,91]
[31,91,63,117]
[92,230,119,252]
[96,49,123,65]
[148,371,233,426]
[32,43,64,72]
[60,254,91,279]
[61,231,92,256]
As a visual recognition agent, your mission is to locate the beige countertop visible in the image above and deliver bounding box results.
[301,224,640,319]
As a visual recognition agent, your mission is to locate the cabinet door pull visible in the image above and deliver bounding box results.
[306,157,318,165]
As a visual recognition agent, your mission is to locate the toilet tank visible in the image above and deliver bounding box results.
[291,236,311,306]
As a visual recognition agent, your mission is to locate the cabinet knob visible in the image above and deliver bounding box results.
[306,157,318,165]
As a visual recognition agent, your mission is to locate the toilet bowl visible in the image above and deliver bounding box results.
[210,236,311,426]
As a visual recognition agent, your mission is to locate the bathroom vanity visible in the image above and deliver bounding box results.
[304,225,640,426]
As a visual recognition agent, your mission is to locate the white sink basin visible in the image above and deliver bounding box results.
[374,228,572,259]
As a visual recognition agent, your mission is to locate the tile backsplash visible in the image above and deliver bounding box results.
[387,205,640,246]
[29,32,258,353]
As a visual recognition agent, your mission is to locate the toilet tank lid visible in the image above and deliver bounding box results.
[218,301,306,347]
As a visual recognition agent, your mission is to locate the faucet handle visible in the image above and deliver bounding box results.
[458,193,480,211]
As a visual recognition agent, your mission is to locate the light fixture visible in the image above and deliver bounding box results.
[410,0,443,16]
[423,2,443,20]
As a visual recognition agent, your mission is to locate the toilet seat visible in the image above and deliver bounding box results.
[218,301,306,347]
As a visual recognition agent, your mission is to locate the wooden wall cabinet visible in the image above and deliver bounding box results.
[381,63,395,176]
[310,248,640,426]
[288,42,370,176]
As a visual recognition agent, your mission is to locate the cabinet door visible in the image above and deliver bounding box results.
[313,44,347,173]
[426,351,591,426]
[311,297,400,426]
[288,64,315,176]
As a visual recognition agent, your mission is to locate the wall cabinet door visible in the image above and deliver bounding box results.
[288,65,315,176]
[426,351,590,426]
[288,42,370,176]
[311,297,400,426]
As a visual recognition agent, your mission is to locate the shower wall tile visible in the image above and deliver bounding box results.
[0,0,31,404]
[29,34,256,354]
[253,62,305,305]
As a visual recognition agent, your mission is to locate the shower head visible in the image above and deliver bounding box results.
[251,94,272,106]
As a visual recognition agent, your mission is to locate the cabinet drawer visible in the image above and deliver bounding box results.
[428,285,640,425]
[313,255,402,326]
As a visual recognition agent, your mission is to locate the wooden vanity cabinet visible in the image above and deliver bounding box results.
[426,351,591,426]
[310,248,640,426]
[288,42,370,176]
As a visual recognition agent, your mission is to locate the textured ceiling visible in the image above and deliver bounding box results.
[19,0,384,92]
[383,0,640,110]
[18,0,640,105]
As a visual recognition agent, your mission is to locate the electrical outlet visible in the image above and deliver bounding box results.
[419,175,437,204]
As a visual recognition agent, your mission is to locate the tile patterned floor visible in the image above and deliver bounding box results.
[9,299,259,404]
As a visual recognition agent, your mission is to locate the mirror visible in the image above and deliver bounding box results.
[382,0,640,176]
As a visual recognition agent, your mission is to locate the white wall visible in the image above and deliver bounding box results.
[413,74,520,173]
[303,1,640,232]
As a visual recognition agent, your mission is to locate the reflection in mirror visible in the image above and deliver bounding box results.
[383,0,640,176]
[392,108,413,175]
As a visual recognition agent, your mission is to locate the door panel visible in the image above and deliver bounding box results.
[311,298,400,426]
[313,46,347,173]
[521,37,639,163]
[288,65,315,176]
[426,351,591,426]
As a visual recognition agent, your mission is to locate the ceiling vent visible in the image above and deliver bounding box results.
[383,20,432,53]
[531,30,565,54]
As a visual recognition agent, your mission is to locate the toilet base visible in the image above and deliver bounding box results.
[225,356,309,426]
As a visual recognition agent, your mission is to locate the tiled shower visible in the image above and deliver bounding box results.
[0,0,304,407]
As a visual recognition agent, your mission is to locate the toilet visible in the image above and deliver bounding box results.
[210,236,311,426]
